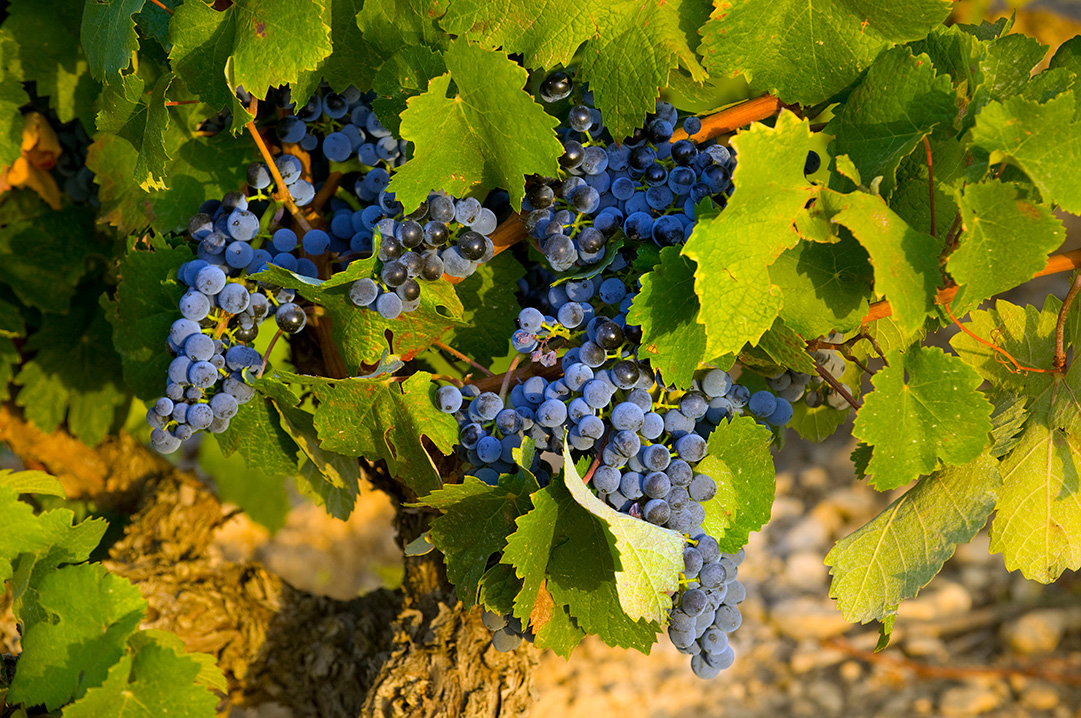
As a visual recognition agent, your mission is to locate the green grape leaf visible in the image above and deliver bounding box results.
[683,111,817,357]
[825,452,1000,624]
[62,643,218,718]
[0,197,96,315]
[949,297,1061,400]
[478,563,520,616]
[292,0,381,108]
[627,246,706,390]
[972,32,1047,113]
[989,393,1029,459]
[789,401,849,443]
[0,30,28,167]
[167,0,251,126]
[990,361,1081,583]
[126,630,227,693]
[10,509,109,626]
[756,319,816,375]
[4,0,98,127]
[171,0,331,106]
[541,478,659,652]
[14,299,129,446]
[888,133,966,239]
[102,235,192,402]
[252,261,464,371]
[970,92,1081,213]
[0,486,49,591]
[825,47,956,196]
[421,470,539,605]
[699,414,776,551]
[88,117,252,236]
[277,370,457,498]
[135,0,177,50]
[388,40,562,212]
[828,190,941,336]
[441,251,525,367]
[199,435,290,532]
[578,1,707,141]
[8,563,146,710]
[216,390,302,482]
[1049,36,1081,76]
[258,377,361,520]
[371,43,447,137]
[80,0,145,80]
[699,0,952,106]
[905,23,981,89]
[533,603,587,659]
[853,345,993,491]
[96,71,175,190]
[0,469,64,497]
[442,0,706,141]
[561,442,684,624]
[502,480,560,626]
[770,229,874,338]
[948,182,1066,314]
[355,0,448,60]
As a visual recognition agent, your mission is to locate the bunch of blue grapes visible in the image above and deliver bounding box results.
[145,258,307,454]
[669,541,746,678]
[481,609,534,653]
[523,73,737,273]
[254,86,503,318]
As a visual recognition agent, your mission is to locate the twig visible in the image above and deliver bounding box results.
[258,329,284,378]
[499,354,522,402]
[1054,272,1081,371]
[669,95,784,143]
[312,171,342,213]
[164,100,201,106]
[923,136,936,240]
[944,210,963,252]
[823,637,1081,686]
[813,358,861,410]
[862,249,1081,324]
[244,106,313,235]
[943,303,1056,375]
[433,340,494,377]
[148,0,173,14]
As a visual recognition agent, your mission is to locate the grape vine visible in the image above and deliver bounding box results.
[1,0,1081,714]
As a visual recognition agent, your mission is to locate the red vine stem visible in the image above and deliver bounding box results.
[670,95,784,143]
[499,353,522,402]
[258,329,284,378]
[813,358,861,410]
[433,339,495,377]
[942,303,1057,375]
[244,108,313,235]
[148,0,173,14]
[1053,272,1081,371]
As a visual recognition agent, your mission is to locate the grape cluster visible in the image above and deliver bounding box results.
[669,540,746,678]
[431,72,791,674]
[481,609,534,652]
[145,263,313,453]
[522,79,736,274]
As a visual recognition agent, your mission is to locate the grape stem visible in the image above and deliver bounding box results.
[862,249,1081,324]
[669,95,784,144]
[432,340,494,377]
[244,103,313,235]
[257,329,284,378]
[1053,272,1081,371]
[812,358,861,410]
[148,0,173,14]
[499,353,522,402]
